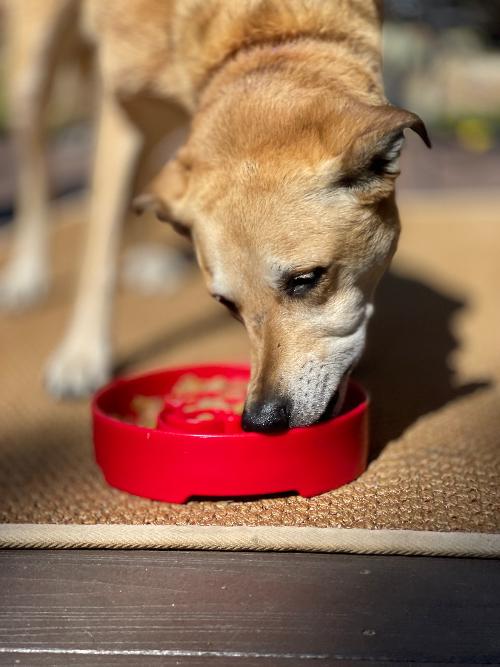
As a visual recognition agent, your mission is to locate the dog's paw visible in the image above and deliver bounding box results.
[0,260,49,311]
[121,243,190,295]
[44,339,111,399]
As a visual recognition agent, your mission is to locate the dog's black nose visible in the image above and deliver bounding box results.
[241,398,290,433]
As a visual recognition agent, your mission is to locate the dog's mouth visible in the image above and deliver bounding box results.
[316,370,351,424]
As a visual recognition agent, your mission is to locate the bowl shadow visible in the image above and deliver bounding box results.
[356,269,489,461]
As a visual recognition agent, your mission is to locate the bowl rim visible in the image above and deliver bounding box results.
[92,363,370,441]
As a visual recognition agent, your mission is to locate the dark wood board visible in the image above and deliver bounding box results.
[0,550,499,666]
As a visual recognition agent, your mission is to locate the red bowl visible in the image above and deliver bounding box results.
[92,364,369,503]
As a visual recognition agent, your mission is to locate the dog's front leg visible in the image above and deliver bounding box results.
[0,1,68,309]
[45,93,141,398]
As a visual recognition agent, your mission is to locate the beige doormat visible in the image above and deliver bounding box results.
[1,192,499,556]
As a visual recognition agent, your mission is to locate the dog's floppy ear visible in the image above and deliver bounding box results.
[132,155,192,237]
[338,105,431,190]
[132,192,170,221]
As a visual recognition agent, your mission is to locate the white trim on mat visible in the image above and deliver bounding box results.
[0,524,498,557]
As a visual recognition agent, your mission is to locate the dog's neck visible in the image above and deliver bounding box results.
[185,37,387,166]
[166,0,384,112]
[197,37,385,112]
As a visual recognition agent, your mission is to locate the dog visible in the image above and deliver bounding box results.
[0,0,429,432]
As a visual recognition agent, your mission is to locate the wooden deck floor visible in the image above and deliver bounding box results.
[0,549,499,666]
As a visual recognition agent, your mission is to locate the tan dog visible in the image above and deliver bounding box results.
[1,0,429,431]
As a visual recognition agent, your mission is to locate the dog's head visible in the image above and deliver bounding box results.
[135,97,429,431]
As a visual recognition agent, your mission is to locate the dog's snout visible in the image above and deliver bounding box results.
[241,397,290,433]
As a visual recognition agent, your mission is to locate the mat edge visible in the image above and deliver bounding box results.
[0,524,499,558]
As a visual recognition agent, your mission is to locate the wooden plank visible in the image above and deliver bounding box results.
[0,550,499,665]
[0,655,472,667]
[0,653,475,667]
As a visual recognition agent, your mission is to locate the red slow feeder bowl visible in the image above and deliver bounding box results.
[92,364,369,504]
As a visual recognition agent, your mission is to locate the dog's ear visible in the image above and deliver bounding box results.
[132,155,192,237]
[338,106,430,191]
[132,192,170,221]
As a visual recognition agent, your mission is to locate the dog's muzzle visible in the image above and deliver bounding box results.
[317,369,352,423]
[241,391,344,433]
[242,366,352,433]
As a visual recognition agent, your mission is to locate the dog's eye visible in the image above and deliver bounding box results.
[213,295,242,321]
[285,267,326,297]
[170,220,192,239]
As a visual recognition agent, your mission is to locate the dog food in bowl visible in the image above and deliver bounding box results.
[129,373,247,429]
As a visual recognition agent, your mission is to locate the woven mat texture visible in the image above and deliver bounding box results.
[1,194,499,532]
